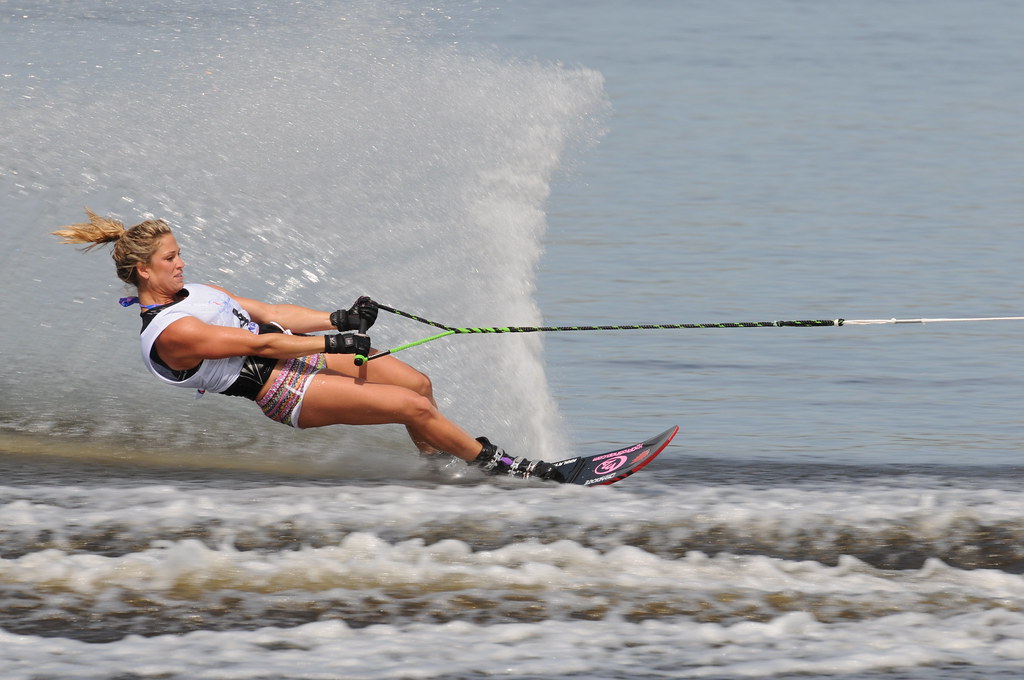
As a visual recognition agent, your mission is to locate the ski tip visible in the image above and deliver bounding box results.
[557,424,680,486]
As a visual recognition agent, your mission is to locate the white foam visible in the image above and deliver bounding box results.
[4,478,1023,564]
[2,516,1021,614]
[3,610,1024,680]
[3,471,1024,678]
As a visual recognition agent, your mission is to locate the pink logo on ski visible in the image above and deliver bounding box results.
[594,455,628,474]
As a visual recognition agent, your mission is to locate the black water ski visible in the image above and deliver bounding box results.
[552,425,679,486]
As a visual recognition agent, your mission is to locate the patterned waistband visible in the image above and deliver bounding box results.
[255,353,327,428]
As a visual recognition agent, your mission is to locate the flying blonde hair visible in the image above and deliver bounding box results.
[53,209,172,285]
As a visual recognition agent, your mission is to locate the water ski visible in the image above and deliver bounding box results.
[421,426,678,485]
[552,425,679,486]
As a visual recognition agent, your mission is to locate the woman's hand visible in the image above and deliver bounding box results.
[324,331,371,355]
[330,296,379,332]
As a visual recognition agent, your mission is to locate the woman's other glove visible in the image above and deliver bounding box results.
[330,296,379,331]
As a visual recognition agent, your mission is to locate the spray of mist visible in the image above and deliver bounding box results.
[0,1,606,469]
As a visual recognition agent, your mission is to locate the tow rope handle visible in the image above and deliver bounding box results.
[353,314,371,367]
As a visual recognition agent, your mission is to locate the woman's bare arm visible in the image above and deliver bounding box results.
[155,316,328,371]
[207,285,336,334]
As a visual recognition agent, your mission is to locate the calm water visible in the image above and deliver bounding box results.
[492,0,1024,465]
[2,1,1024,678]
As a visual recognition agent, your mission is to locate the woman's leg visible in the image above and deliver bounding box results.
[296,368,484,461]
[320,352,443,453]
[295,358,564,481]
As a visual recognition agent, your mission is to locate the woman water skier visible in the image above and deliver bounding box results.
[54,210,563,481]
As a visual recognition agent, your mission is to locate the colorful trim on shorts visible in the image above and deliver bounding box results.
[255,353,327,428]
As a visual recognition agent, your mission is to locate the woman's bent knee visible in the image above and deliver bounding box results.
[413,371,433,398]
[398,392,437,425]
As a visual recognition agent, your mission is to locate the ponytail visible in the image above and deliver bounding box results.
[52,209,127,250]
[53,209,172,285]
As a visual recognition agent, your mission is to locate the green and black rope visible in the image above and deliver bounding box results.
[378,304,841,331]
[350,305,1024,365]
[352,304,845,364]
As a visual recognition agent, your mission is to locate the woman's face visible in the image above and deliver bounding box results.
[137,233,185,295]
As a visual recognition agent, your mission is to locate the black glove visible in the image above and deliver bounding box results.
[330,296,378,332]
[324,331,371,356]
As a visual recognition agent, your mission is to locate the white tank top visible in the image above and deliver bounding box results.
[139,283,258,394]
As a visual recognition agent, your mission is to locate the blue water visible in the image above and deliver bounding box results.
[484,0,1024,465]
[2,1,1024,678]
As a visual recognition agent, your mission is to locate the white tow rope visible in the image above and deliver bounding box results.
[841,316,1024,326]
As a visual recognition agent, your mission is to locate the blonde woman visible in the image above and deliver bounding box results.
[54,210,563,481]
